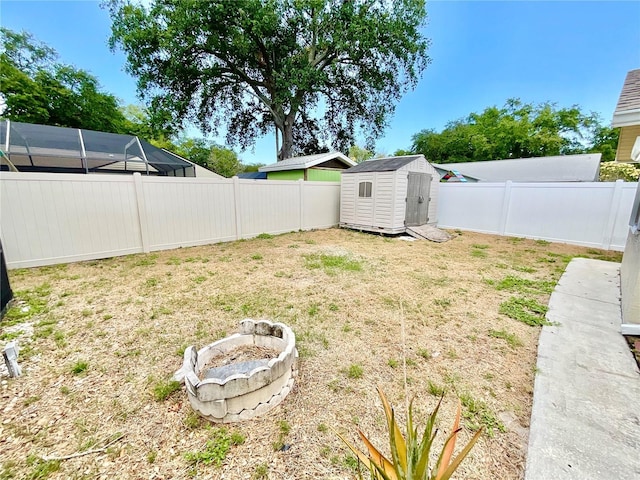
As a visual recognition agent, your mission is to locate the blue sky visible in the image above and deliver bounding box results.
[2,1,639,165]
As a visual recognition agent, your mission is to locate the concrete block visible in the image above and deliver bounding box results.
[187,345,198,369]
[225,367,291,414]
[185,371,200,397]
[267,358,285,379]
[239,319,256,335]
[3,342,22,378]
[196,379,226,401]
[219,374,251,398]
[271,323,284,339]
[237,409,255,422]
[255,320,273,336]
[254,335,286,350]
[223,412,241,423]
[246,366,272,390]
[192,397,227,419]
[253,400,274,417]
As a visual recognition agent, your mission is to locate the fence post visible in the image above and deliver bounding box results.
[233,176,242,240]
[299,179,305,231]
[132,172,150,253]
[498,180,513,236]
[602,180,624,250]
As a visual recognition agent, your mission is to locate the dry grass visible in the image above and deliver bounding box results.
[0,228,621,479]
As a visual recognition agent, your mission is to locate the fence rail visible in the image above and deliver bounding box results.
[0,172,340,269]
[437,180,637,251]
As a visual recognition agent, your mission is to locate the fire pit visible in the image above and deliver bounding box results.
[174,319,297,423]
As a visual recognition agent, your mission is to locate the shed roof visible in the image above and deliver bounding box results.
[259,151,355,172]
[613,69,640,128]
[342,155,423,173]
[434,154,601,182]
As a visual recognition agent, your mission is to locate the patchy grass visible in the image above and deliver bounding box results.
[499,296,549,326]
[459,391,506,436]
[3,283,51,323]
[70,360,89,375]
[303,253,363,273]
[489,329,523,348]
[491,275,555,295]
[2,228,610,480]
[184,427,244,467]
[152,379,181,401]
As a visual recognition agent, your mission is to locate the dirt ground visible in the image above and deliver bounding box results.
[0,228,622,479]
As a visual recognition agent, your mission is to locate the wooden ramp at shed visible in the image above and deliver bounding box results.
[406,225,452,243]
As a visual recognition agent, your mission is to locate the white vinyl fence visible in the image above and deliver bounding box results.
[437,180,637,251]
[0,172,340,269]
[1,172,636,269]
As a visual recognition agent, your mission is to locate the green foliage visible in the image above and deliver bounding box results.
[346,364,364,379]
[336,387,482,480]
[427,381,445,397]
[410,98,614,163]
[349,145,374,163]
[184,427,244,466]
[253,463,269,480]
[108,0,430,160]
[588,125,620,161]
[24,455,60,480]
[1,28,126,133]
[493,275,555,295]
[4,283,51,322]
[499,297,549,326]
[599,162,640,182]
[70,360,89,375]
[208,146,244,177]
[458,392,505,436]
[488,329,523,348]
[152,379,181,401]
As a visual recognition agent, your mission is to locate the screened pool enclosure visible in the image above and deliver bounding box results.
[0,120,195,177]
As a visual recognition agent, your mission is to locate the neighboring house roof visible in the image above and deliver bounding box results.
[613,69,640,128]
[434,154,602,182]
[343,155,422,173]
[259,151,355,172]
[236,171,267,179]
[434,168,478,182]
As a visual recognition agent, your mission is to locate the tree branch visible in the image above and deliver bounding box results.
[41,433,126,462]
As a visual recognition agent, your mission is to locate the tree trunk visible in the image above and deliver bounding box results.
[278,117,294,161]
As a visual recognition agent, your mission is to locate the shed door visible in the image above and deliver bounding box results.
[405,173,431,226]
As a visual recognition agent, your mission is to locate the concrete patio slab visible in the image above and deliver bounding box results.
[525,259,640,480]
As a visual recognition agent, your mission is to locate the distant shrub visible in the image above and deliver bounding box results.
[599,162,639,182]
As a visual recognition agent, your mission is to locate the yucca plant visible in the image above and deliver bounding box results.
[336,386,482,480]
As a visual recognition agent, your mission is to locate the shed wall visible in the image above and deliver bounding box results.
[395,157,439,225]
[339,156,440,233]
[308,169,342,181]
[267,170,304,180]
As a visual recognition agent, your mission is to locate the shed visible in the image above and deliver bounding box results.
[340,155,440,234]
[258,151,355,181]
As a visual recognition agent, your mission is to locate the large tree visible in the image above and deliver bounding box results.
[410,99,618,163]
[107,0,430,161]
[0,28,127,133]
